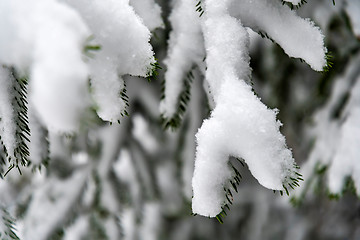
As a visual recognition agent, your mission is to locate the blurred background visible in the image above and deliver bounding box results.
[1,0,360,239]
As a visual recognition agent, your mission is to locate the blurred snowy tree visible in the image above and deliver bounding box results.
[0,0,359,239]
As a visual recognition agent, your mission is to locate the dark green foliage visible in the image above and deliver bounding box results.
[83,35,102,58]
[278,164,303,197]
[0,144,6,178]
[118,82,130,123]
[196,1,204,17]
[85,213,109,240]
[48,228,65,240]
[0,207,20,240]
[0,70,30,177]
[281,0,307,10]
[257,30,275,43]
[146,59,162,82]
[215,158,244,224]
[322,52,334,73]
[162,70,194,130]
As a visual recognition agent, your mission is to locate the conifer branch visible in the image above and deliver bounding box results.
[161,70,194,130]
[146,59,161,82]
[118,82,130,124]
[196,1,204,17]
[215,159,243,224]
[281,0,307,10]
[0,207,20,240]
[0,69,30,176]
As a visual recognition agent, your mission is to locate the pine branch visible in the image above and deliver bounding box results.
[215,159,243,224]
[29,123,50,171]
[281,0,307,10]
[0,207,20,240]
[0,145,6,179]
[256,30,275,43]
[196,1,205,17]
[272,163,304,197]
[322,52,334,73]
[117,82,130,124]
[0,68,30,176]
[146,59,161,82]
[83,35,102,58]
[161,70,194,130]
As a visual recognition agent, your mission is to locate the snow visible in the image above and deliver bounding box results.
[28,104,49,167]
[114,148,141,206]
[328,76,360,193]
[129,0,164,31]
[192,0,298,217]
[121,208,136,240]
[62,0,156,122]
[138,203,161,240]
[228,0,327,71]
[282,0,302,5]
[0,0,91,132]
[296,53,360,197]
[192,78,296,216]
[63,215,89,240]
[0,206,17,239]
[156,162,182,213]
[132,114,158,153]
[159,0,205,119]
[0,67,16,161]
[22,169,88,240]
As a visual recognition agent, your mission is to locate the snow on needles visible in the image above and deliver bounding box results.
[0,0,157,130]
[229,0,327,71]
[0,67,16,161]
[62,0,156,123]
[159,0,205,119]
[295,54,360,197]
[0,0,90,132]
[192,0,299,217]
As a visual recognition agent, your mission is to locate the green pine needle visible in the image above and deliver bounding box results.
[146,59,162,82]
[214,161,243,223]
[195,1,205,17]
[0,207,20,240]
[162,70,194,130]
[322,52,334,73]
[1,70,31,176]
[281,0,307,10]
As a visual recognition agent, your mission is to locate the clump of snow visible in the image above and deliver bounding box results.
[282,0,302,5]
[192,78,296,217]
[0,0,90,132]
[229,0,327,71]
[192,0,297,217]
[0,67,16,160]
[159,0,205,119]
[129,0,164,31]
[62,0,156,122]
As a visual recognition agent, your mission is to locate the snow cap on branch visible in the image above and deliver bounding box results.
[192,0,298,217]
